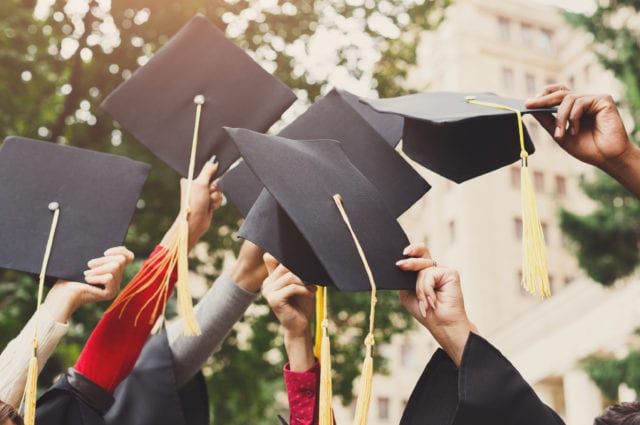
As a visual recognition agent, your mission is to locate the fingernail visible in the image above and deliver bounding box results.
[403,246,411,255]
[427,296,436,310]
[209,155,217,164]
[83,270,90,275]
[554,126,562,138]
[396,259,407,267]
[418,300,427,318]
[570,126,577,136]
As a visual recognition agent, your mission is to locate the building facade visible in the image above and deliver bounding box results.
[333,1,634,424]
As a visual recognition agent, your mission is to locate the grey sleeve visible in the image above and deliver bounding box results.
[166,273,259,388]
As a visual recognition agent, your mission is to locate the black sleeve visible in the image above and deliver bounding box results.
[400,333,565,425]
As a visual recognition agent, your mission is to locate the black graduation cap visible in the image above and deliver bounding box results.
[101,14,296,178]
[361,92,556,183]
[0,136,150,284]
[226,127,415,291]
[220,88,429,218]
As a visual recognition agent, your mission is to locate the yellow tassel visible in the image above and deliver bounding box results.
[318,287,333,425]
[520,156,550,297]
[22,342,38,425]
[352,341,374,425]
[332,194,378,425]
[314,285,324,359]
[175,214,201,335]
[465,97,550,297]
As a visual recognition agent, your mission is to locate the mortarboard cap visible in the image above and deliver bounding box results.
[0,136,150,284]
[226,127,415,291]
[220,88,429,218]
[101,14,296,178]
[361,92,555,182]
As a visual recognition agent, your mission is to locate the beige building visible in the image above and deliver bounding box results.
[333,1,635,424]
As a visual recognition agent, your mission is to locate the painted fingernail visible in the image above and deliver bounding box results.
[403,246,411,255]
[396,259,406,267]
[418,299,427,318]
[554,126,562,138]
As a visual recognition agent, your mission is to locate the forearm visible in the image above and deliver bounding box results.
[284,328,315,372]
[600,144,640,200]
[0,306,68,408]
[166,273,259,388]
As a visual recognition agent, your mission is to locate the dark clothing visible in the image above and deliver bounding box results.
[35,331,209,425]
[401,333,565,425]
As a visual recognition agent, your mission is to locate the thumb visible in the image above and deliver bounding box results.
[263,253,280,275]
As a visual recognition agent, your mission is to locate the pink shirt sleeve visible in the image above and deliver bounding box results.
[283,360,320,425]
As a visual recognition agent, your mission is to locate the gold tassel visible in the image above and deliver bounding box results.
[318,286,333,425]
[352,339,374,425]
[105,95,206,334]
[22,342,39,425]
[465,97,550,297]
[22,203,60,425]
[520,156,550,297]
[332,194,378,425]
[313,285,324,359]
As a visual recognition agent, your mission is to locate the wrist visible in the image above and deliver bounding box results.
[432,319,477,367]
[599,144,640,198]
[284,328,315,372]
[43,284,77,324]
[231,252,267,293]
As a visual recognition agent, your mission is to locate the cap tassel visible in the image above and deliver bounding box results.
[105,96,206,334]
[332,194,378,425]
[22,203,60,425]
[318,286,333,425]
[313,285,324,359]
[465,97,550,297]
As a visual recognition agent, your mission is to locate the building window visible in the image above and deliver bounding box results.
[534,171,544,192]
[521,23,534,47]
[498,17,511,41]
[501,67,514,92]
[511,166,520,188]
[555,175,567,196]
[378,397,390,420]
[514,217,523,240]
[525,73,536,97]
[540,29,554,53]
[400,343,413,368]
[449,220,456,244]
[545,77,556,87]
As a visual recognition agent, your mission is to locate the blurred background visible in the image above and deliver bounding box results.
[1,0,639,424]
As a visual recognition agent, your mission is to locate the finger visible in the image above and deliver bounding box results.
[84,280,118,300]
[196,161,219,184]
[568,96,597,136]
[209,191,223,212]
[273,271,305,291]
[87,255,126,269]
[417,269,438,307]
[278,283,317,302]
[555,94,578,139]
[103,246,134,262]
[263,253,280,275]
[537,83,571,97]
[402,242,431,259]
[396,257,437,271]
[84,260,122,277]
[525,88,570,109]
[85,272,114,286]
[531,112,557,138]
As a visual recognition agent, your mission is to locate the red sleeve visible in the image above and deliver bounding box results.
[284,360,321,425]
[73,245,177,392]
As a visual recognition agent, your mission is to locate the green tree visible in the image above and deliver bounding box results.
[560,3,640,286]
[564,1,640,401]
[0,1,449,423]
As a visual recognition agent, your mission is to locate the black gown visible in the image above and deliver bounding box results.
[35,330,209,425]
[400,333,565,425]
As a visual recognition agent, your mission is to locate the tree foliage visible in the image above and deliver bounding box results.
[0,0,449,423]
[561,3,640,286]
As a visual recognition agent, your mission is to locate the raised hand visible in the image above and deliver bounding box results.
[397,243,477,366]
